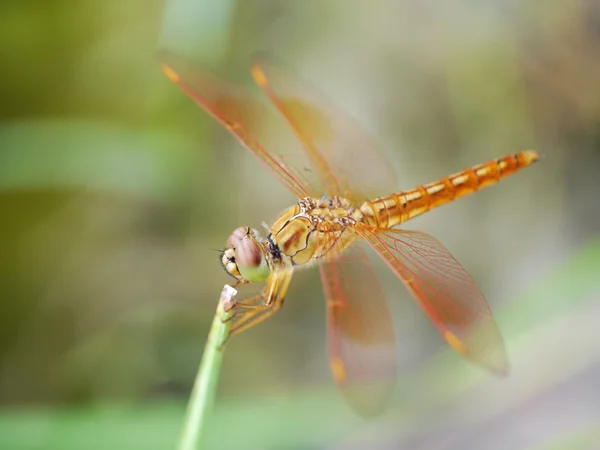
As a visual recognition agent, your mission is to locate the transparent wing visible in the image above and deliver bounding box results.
[354,225,509,374]
[160,50,329,199]
[318,240,397,416]
[250,53,398,202]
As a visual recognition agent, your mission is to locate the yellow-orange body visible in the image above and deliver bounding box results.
[160,49,542,415]
[270,151,539,267]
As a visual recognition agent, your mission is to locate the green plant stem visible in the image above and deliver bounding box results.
[177,285,237,450]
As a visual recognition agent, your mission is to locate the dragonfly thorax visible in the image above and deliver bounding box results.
[268,197,363,266]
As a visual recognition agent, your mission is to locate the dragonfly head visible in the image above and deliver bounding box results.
[221,226,271,283]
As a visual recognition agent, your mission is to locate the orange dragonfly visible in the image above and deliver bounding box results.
[160,50,540,416]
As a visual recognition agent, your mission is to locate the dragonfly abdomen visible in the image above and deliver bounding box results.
[360,150,540,228]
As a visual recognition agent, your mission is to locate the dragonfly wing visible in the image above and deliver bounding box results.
[250,53,398,202]
[318,241,397,416]
[160,50,330,199]
[354,225,509,374]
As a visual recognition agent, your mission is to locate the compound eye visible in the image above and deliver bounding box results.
[236,237,270,283]
[236,237,262,268]
[226,226,249,249]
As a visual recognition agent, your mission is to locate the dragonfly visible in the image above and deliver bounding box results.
[160,50,540,416]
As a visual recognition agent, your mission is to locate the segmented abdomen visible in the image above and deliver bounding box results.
[360,150,540,228]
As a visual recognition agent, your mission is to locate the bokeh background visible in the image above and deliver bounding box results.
[1,1,600,449]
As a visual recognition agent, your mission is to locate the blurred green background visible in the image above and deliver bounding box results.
[1,1,600,449]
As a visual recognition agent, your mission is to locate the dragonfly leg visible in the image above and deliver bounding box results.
[222,267,294,341]
[227,294,285,337]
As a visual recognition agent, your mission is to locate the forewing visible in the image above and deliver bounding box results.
[319,241,397,416]
[251,53,398,202]
[160,50,328,198]
[354,225,509,374]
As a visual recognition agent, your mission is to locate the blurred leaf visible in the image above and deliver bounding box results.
[0,119,202,201]
[160,0,235,60]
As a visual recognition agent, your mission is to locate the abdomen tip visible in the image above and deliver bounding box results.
[524,150,542,162]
